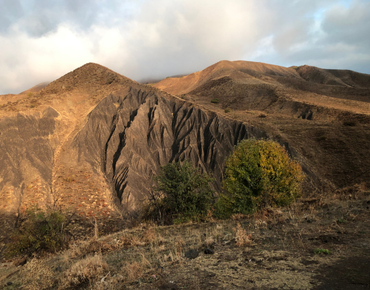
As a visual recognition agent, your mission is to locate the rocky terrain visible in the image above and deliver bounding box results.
[1,60,370,240]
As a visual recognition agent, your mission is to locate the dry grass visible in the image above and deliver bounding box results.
[3,191,369,289]
[63,254,108,287]
[234,223,252,247]
[141,226,156,244]
[122,261,142,281]
[21,258,56,290]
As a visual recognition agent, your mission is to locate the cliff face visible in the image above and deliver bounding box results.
[73,86,267,212]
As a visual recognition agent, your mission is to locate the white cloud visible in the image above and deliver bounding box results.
[0,0,369,94]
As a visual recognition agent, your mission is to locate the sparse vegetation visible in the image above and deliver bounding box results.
[6,206,71,257]
[211,98,219,104]
[1,190,370,289]
[216,139,303,218]
[143,161,214,225]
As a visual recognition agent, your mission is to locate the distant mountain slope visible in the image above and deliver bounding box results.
[154,60,370,116]
[296,65,370,88]
[154,60,300,95]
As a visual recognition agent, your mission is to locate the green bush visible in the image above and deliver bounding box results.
[6,207,70,257]
[211,98,219,104]
[216,139,303,218]
[314,248,331,255]
[143,161,214,225]
[224,108,231,113]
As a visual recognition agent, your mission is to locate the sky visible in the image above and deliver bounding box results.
[0,0,369,94]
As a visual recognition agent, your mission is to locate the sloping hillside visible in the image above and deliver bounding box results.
[154,60,370,190]
[1,60,369,243]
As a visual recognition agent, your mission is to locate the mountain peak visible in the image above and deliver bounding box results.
[40,62,136,95]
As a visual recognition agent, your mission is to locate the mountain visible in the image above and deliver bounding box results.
[1,60,369,241]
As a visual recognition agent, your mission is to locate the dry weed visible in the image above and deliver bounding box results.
[61,250,71,266]
[70,239,112,258]
[63,254,108,287]
[22,258,56,290]
[140,252,152,269]
[234,223,252,247]
[142,226,156,244]
[204,236,215,247]
[163,251,175,263]
[175,236,185,254]
[92,274,124,290]
[122,261,142,281]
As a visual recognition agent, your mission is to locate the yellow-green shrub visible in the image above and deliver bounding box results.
[216,139,303,218]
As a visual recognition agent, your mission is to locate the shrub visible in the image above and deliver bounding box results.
[216,139,303,218]
[224,108,231,113]
[64,254,108,287]
[6,206,71,257]
[143,161,214,225]
[211,98,219,104]
[314,248,331,255]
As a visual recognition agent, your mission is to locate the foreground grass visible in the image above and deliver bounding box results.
[1,185,369,289]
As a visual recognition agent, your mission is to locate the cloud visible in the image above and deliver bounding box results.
[0,0,369,94]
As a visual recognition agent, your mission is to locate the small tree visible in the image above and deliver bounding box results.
[216,139,303,218]
[144,160,214,224]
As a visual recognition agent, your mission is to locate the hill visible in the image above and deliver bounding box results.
[0,62,267,241]
[154,60,370,190]
[0,60,369,240]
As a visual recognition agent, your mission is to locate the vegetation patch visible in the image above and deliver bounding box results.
[143,161,214,225]
[216,139,303,218]
[314,248,331,255]
[6,207,72,257]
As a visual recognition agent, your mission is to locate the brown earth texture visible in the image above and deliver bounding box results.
[0,60,370,289]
